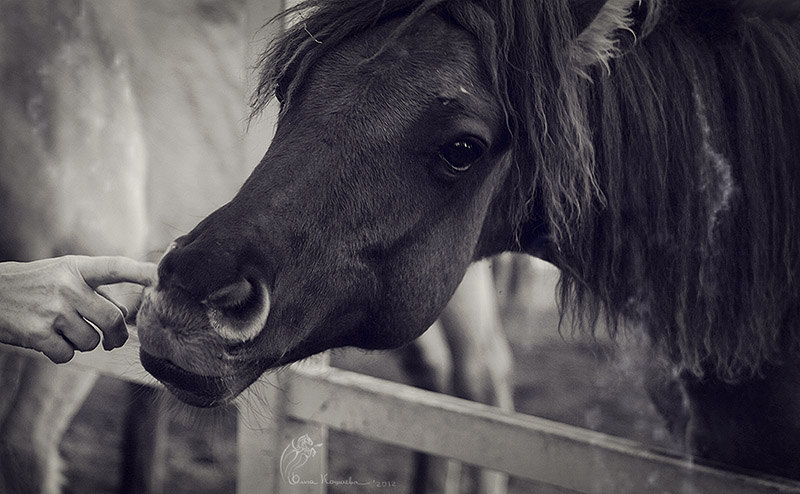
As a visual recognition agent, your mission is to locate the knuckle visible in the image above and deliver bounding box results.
[61,256,82,275]
[54,274,79,299]
[27,326,52,350]
[52,313,69,331]
[105,258,124,279]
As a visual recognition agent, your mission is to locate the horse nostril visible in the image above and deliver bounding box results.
[205,278,256,311]
[204,278,271,344]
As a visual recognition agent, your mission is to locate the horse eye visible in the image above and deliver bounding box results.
[439,139,485,173]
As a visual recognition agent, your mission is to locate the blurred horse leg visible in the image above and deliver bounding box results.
[0,355,97,494]
[399,323,459,493]
[400,260,513,494]
[400,321,453,400]
[1,1,259,491]
[440,260,513,494]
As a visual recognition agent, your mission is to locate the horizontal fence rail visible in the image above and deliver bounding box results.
[9,330,795,494]
[284,365,800,494]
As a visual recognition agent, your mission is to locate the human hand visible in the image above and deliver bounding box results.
[0,255,157,363]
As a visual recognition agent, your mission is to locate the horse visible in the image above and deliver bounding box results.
[136,0,800,482]
[0,2,148,491]
[0,0,264,491]
[0,2,516,492]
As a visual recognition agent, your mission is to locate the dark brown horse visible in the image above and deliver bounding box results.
[137,0,800,481]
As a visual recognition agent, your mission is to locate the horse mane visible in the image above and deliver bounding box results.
[564,2,800,380]
[252,1,800,381]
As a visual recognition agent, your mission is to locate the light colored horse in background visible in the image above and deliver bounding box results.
[0,1,518,493]
[1,1,145,491]
[0,1,265,491]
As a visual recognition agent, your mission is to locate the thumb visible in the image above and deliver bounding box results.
[72,256,158,288]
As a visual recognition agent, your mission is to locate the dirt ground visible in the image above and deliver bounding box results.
[60,259,680,494]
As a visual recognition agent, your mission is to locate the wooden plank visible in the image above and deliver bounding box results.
[236,377,285,494]
[285,366,800,494]
[242,0,282,168]
[236,4,288,492]
[243,2,328,492]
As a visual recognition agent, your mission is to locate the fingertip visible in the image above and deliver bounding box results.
[103,324,129,350]
[135,262,159,287]
[128,260,158,286]
[46,348,75,364]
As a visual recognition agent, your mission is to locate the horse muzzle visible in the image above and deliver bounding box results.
[135,280,272,406]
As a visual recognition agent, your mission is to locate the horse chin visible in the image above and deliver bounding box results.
[164,384,220,408]
[139,349,249,407]
[164,384,228,408]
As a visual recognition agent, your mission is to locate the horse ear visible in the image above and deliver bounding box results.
[569,0,639,74]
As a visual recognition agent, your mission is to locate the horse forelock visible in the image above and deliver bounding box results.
[251,0,441,118]
[251,0,605,243]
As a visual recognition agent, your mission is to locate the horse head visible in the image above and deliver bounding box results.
[135,0,641,406]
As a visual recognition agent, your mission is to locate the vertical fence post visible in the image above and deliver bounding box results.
[235,2,282,492]
[242,0,282,169]
[236,353,330,494]
[237,3,329,492]
[277,354,330,494]
[236,2,283,493]
[235,377,283,494]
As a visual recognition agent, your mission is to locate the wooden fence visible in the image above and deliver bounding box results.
[30,1,800,492]
[64,330,800,494]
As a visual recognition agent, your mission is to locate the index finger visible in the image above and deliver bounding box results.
[72,256,158,288]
